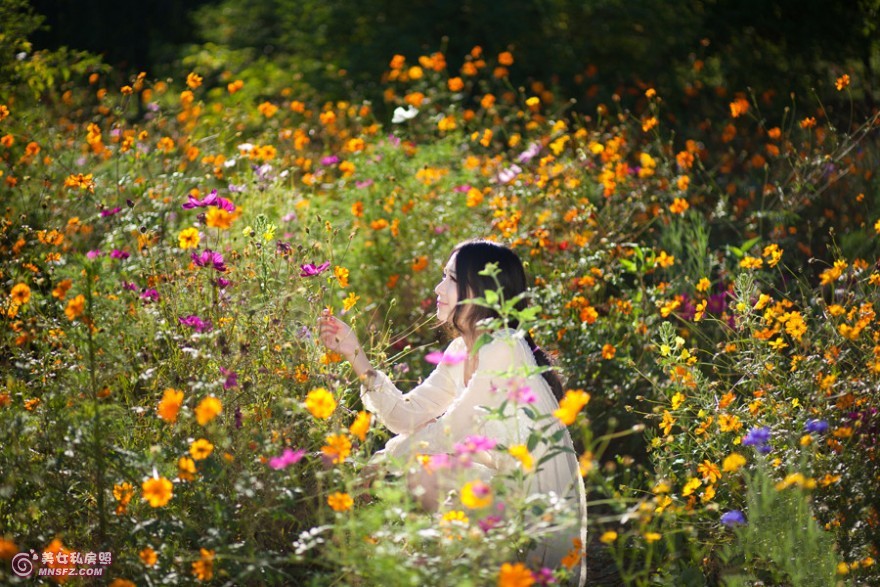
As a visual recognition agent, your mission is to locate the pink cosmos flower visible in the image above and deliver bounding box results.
[100,207,122,217]
[182,189,236,212]
[505,378,537,404]
[454,435,497,455]
[192,249,227,272]
[425,349,468,365]
[268,448,306,470]
[179,315,212,333]
[300,261,331,277]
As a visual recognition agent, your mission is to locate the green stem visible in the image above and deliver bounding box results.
[85,266,108,548]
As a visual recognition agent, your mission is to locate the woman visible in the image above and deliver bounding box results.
[318,239,587,585]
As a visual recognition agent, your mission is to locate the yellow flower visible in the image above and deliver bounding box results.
[349,411,371,441]
[178,227,200,249]
[142,476,173,507]
[644,532,662,543]
[497,562,533,587]
[461,480,493,509]
[158,388,184,423]
[10,282,31,306]
[441,509,469,524]
[656,250,674,268]
[139,547,158,566]
[599,530,618,544]
[682,477,702,496]
[327,492,354,512]
[697,460,721,483]
[334,266,349,288]
[835,74,850,91]
[321,433,352,464]
[194,396,222,426]
[178,456,197,481]
[554,389,591,425]
[205,207,234,230]
[65,294,86,320]
[342,292,360,311]
[722,452,747,473]
[508,445,534,472]
[696,277,711,292]
[190,438,214,460]
[305,387,337,419]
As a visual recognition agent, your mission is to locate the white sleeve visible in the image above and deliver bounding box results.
[393,334,527,463]
[360,340,462,435]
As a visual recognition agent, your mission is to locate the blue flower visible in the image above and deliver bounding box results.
[804,419,829,434]
[721,510,746,526]
[742,426,772,453]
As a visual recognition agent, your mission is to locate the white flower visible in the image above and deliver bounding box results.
[392,105,419,124]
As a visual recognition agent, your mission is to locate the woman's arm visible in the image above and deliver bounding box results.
[317,312,459,435]
[389,334,526,458]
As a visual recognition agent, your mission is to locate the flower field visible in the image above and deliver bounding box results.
[1,33,879,586]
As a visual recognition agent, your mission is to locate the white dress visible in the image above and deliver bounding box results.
[361,329,587,586]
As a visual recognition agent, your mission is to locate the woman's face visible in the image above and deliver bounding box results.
[434,253,458,324]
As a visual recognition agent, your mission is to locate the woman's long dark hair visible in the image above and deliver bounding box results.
[446,239,564,401]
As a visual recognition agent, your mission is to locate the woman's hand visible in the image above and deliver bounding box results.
[317,310,372,377]
[317,311,361,357]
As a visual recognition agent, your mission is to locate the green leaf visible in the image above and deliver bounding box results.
[471,332,494,355]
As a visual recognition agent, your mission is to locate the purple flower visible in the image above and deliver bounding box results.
[478,515,504,533]
[179,315,212,333]
[110,249,130,260]
[454,435,497,455]
[517,142,542,163]
[804,419,829,434]
[228,183,246,193]
[320,155,340,166]
[234,406,243,429]
[282,212,298,223]
[182,189,236,212]
[721,510,746,526]
[454,184,471,193]
[192,249,227,272]
[496,164,522,184]
[221,367,238,390]
[532,567,556,585]
[268,448,306,470]
[425,349,468,365]
[121,281,138,292]
[86,249,103,259]
[300,261,331,277]
[100,207,122,217]
[215,277,231,288]
[742,426,772,453]
[355,179,374,189]
[140,288,160,302]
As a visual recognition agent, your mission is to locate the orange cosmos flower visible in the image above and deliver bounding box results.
[321,433,352,464]
[142,476,173,507]
[327,492,354,512]
[186,72,203,89]
[158,388,184,423]
[64,294,86,321]
[194,395,222,426]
